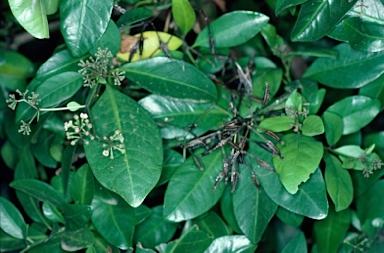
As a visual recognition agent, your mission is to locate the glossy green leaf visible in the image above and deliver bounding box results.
[42,0,59,15]
[163,149,225,222]
[273,134,324,194]
[60,0,114,57]
[193,11,269,48]
[70,164,94,205]
[8,0,49,39]
[0,51,34,91]
[28,235,63,253]
[326,96,381,135]
[136,243,156,253]
[333,145,365,158]
[281,232,307,253]
[10,179,67,211]
[220,187,242,234]
[31,130,58,168]
[64,204,92,230]
[204,235,257,253]
[192,211,229,238]
[0,228,26,252]
[254,166,328,219]
[0,197,26,239]
[314,207,351,253]
[233,164,277,243]
[275,0,308,16]
[285,89,303,116]
[84,86,163,207]
[301,115,324,136]
[288,48,338,59]
[91,234,120,253]
[324,153,353,212]
[121,57,217,102]
[133,205,152,225]
[252,68,283,103]
[356,180,384,223]
[116,7,153,29]
[291,0,356,41]
[61,227,95,251]
[276,207,304,227]
[172,0,196,34]
[343,17,384,52]
[322,111,343,146]
[91,198,135,249]
[359,74,384,110]
[134,206,178,248]
[90,20,120,56]
[304,43,384,88]
[259,116,294,132]
[42,203,64,223]
[301,83,326,115]
[157,149,184,186]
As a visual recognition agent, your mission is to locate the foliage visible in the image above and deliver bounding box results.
[1,0,384,252]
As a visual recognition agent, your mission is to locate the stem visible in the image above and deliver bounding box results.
[40,105,86,112]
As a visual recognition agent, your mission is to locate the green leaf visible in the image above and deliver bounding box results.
[8,0,49,39]
[0,51,34,91]
[204,235,257,253]
[275,0,308,16]
[314,207,351,253]
[0,197,26,239]
[359,74,384,110]
[273,134,324,194]
[64,204,92,230]
[172,0,196,34]
[116,7,153,30]
[0,229,26,252]
[28,235,63,253]
[163,149,225,222]
[61,227,95,251]
[322,111,343,146]
[233,164,277,244]
[84,86,163,207]
[276,207,304,227]
[254,166,328,219]
[91,234,120,253]
[36,50,86,82]
[291,0,356,41]
[70,164,95,205]
[304,43,384,88]
[89,20,121,56]
[258,116,294,132]
[60,0,114,57]
[324,153,353,212]
[192,211,229,239]
[333,145,365,158]
[356,180,384,223]
[301,115,324,136]
[285,89,303,116]
[42,203,64,223]
[220,187,242,234]
[133,205,152,225]
[281,232,307,253]
[133,206,178,248]
[193,11,269,48]
[288,48,338,59]
[42,0,59,15]
[10,179,67,211]
[326,96,381,135]
[121,57,217,102]
[157,149,184,186]
[343,17,384,52]
[91,198,135,249]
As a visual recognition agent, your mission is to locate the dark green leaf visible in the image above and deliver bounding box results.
[28,235,63,253]
[116,8,153,29]
[322,111,343,146]
[8,0,49,38]
[70,164,94,205]
[281,232,307,253]
[259,116,294,132]
[233,164,277,244]
[157,149,184,186]
[84,86,163,207]
[276,207,304,227]
[359,74,384,110]
[343,17,384,52]
[61,227,95,252]
[275,0,308,16]
[42,203,64,223]
[288,48,338,59]
[64,204,92,230]
[91,234,120,253]
[273,134,324,194]
[90,20,120,56]
[133,205,152,225]
[60,0,114,57]
[31,130,58,168]
[91,198,135,249]
[133,206,178,248]
[220,187,242,234]
[204,235,257,253]
[121,57,217,102]
[0,228,26,252]
[326,96,381,135]
[192,211,229,239]
[0,197,26,239]
[291,0,356,41]
[172,0,196,34]
[10,179,67,211]
[314,207,351,253]
[301,115,324,136]
[356,180,384,223]
[324,153,353,212]
[163,149,225,222]
[304,43,384,88]
[193,11,269,48]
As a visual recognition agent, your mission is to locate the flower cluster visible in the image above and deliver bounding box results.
[6,89,40,110]
[363,158,384,178]
[78,47,125,88]
[101,130,126,159]
[64,113,93,145]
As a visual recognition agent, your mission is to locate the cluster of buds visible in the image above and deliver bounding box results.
[64,113,93,145]
[6,89,40,110]
[363,158,384,178]
[102,130,125,159]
